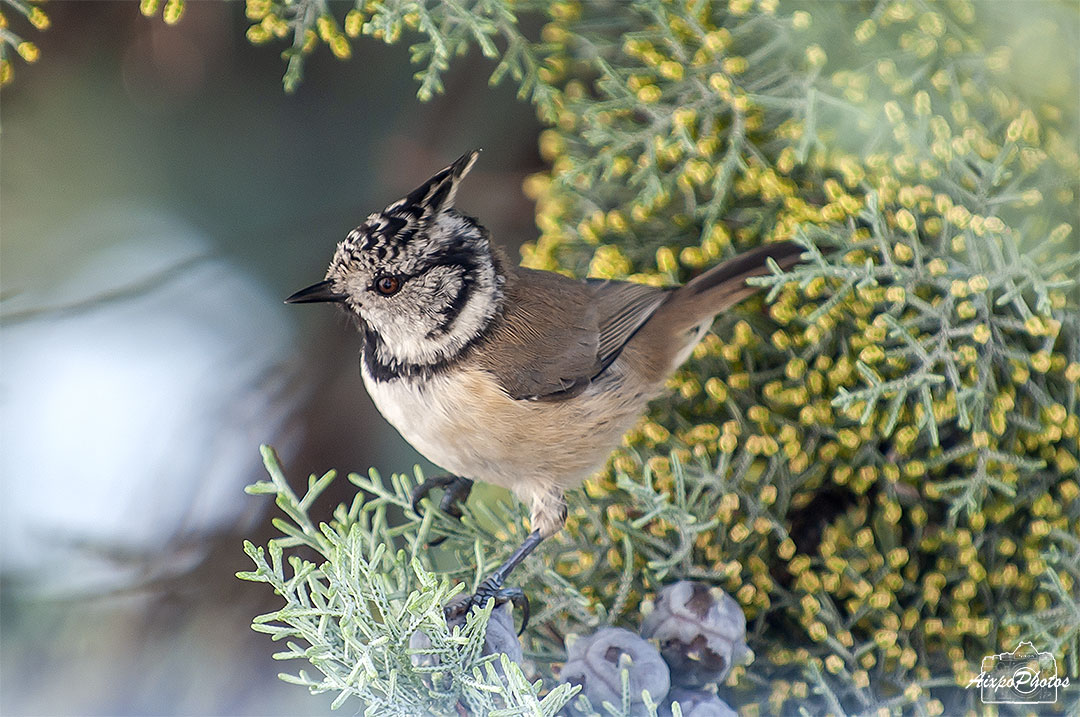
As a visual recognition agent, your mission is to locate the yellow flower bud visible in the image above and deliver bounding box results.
[246,0,270,20]
[914,90,931,116]
[854,19,875,43]
[895,209,917,233]
[1065,362,1080,383]
[884,101,904,124]
[16,41,39,63]
[927,258,948,276]
[28,7,49,29]
[247,24,271,44]
[636,84,662,103]
[656,247,677,274]
[329,34,352,60]
[659,60,684,80]
[1050,223,1073,243]
[805,44,826,68]
[163,0,184,25]
[344,9,364,37]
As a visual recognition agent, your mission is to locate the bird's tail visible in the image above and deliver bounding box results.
[679,240,804,311]
[616,239,807,386]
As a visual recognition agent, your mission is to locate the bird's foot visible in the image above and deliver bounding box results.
[451,529,545,634]
[410,474,473,545]
[446,575,530,635]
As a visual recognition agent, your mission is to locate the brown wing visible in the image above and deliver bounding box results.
[476,267,668,401]
[588,278,670,374]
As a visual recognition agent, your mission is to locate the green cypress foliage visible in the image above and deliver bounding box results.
[238,1,1079,713]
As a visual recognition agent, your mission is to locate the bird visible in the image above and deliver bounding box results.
[286,150,805,627]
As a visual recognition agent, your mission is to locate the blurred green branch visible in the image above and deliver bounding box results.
[0,0,47,86]
[242,0,559,116]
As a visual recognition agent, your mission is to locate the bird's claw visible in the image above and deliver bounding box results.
[446,579,530,635]
[410,474,473,519]
[410,475,473,546]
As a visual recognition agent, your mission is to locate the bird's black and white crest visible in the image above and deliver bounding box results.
[324,150,504,381]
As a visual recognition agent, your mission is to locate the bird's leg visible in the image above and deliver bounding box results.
[469,530,545,633]
[464,488,565,633]
[410,474,474,547]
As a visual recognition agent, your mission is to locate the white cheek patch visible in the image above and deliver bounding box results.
[367,261,499,367]
[426,266,466,311]
[333,210,505,371]
[344,274,370,297]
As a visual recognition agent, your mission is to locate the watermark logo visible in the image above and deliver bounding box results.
[967,641,1070,704]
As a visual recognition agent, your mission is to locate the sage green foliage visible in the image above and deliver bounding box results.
[239,446,579,715]
[242,447,690,715]
[239,0,1080,714]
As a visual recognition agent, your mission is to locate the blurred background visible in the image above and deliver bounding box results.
[0,3,541,714]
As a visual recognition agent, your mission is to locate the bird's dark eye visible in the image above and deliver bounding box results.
[375,275,402,296]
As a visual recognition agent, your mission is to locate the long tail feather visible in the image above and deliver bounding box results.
[681,240,804,304]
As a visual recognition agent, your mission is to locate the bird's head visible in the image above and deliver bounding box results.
[287,150,503,370]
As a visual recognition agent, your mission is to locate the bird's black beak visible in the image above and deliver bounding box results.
[285,280,347,304]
